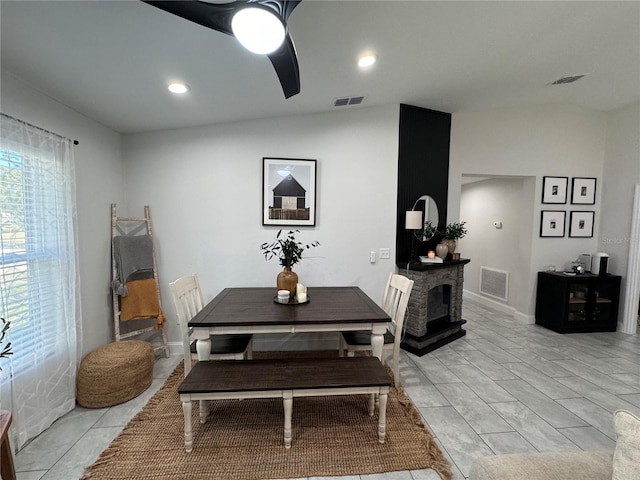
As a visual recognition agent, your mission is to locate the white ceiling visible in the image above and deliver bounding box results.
[2,1,639,134]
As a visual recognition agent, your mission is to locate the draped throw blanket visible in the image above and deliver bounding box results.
[112,235,154,295]
[120,278,166,329]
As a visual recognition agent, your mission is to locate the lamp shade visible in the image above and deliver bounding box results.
[405,210,422,230]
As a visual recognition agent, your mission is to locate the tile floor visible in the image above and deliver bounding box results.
[14,298,640,480]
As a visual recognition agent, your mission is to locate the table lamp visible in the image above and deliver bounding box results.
[405,210,422,265]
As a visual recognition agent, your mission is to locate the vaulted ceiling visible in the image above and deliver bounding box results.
[2,1,638,134]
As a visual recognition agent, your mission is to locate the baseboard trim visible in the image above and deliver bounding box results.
[464,290,534,324]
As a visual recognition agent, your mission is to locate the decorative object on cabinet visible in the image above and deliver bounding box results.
[569,211,595,238]
[535,271,621,333]
[571,177,596,205]
[541,176,568,204]
[539,210,566,237]
[260,229,319,297]
[263,157,316,226]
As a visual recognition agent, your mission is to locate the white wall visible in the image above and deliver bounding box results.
[600,102,640,275]
[600,101,640,331]
[122,105,400,349]
[450,104,608,318]
[460,176,535,318]
[1,72,126,355]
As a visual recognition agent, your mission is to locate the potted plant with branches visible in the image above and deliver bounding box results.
[440,221,467,255]
[0,318,12,370]
[261,230,319,297]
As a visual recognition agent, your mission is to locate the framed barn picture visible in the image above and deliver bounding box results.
[262,157,317,226]
[540,210,566,237]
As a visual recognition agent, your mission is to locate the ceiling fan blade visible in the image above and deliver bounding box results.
[268,34,300,98]
[141,0,302,98]
[142,1,236,36]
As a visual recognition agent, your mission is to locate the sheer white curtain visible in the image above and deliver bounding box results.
[0,113,80,450]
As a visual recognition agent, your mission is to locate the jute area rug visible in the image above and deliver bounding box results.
[81,352,452,480]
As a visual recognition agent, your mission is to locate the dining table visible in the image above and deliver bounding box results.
[188,286,391,360]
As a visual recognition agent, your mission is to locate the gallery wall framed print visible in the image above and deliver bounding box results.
[571,177,597,205]
[569,211,595,238]
[541,176,568,204]
[540,210,566,237]
[262,157,317,226]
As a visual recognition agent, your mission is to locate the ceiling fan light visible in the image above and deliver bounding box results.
[231,7,285,55]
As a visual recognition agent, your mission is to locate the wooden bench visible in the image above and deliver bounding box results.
[178,356,392,451]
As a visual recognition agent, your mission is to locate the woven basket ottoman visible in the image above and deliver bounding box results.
[77,340,154,408]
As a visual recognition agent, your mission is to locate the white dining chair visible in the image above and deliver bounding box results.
[169,274,253,377]
[339,273,414,386]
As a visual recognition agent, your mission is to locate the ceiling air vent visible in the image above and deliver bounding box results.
[549,74,587,85]
[334,95,365,107]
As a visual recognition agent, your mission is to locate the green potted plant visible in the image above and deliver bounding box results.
[261,230,319,297]
[0,318,12,370]
[439,221,467,255]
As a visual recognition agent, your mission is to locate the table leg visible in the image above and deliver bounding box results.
[368,393,375,416]
[377,391,388,444]
[199,400,209,424]
[196,338,212,361]
[182,400,193,452]
[283,391,293,449]
[371,331,384,360]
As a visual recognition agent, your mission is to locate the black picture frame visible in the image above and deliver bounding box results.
[541,176,568,204]
[540,210,566,237]
[569,211,595,238]
[571,177,597,205]
[262,157,317,226]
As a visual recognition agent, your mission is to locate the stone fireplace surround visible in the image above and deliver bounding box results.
[398,259,470,356]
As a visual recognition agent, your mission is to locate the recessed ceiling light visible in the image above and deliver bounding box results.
[167,82,190,94]
[358,53,377,68]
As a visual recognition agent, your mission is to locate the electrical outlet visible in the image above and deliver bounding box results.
[379,248,390,259]
[369,251,376,263]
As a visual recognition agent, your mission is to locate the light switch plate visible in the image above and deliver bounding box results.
[379,248,390,259]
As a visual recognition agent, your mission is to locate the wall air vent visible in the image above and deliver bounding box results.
[480,266,509,302]
[334,95,366,107]
[549,74,587,85]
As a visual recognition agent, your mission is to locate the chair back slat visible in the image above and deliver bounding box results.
[169,274,204,376]
[382,273,414,337]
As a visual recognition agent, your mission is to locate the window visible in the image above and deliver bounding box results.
[0,113,78,450]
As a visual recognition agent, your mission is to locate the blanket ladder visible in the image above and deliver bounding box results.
[111,203,169,357]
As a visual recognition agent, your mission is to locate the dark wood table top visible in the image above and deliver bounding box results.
[178,357,391,393]
[188,286,390,328]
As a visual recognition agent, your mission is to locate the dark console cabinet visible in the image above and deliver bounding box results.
[535,272,621,333]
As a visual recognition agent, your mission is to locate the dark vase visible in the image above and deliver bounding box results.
[277,267,298,298]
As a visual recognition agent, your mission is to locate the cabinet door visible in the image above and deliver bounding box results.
[567,281,589,323]
[591,279,617,324]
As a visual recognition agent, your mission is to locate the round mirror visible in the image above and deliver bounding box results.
[410,195,439,241]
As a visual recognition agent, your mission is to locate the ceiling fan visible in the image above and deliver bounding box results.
[142,0,302,98]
